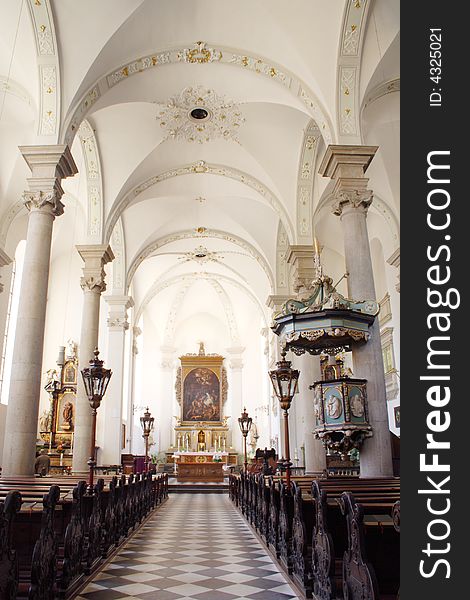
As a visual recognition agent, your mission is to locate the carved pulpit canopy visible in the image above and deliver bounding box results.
[272,242,379,356]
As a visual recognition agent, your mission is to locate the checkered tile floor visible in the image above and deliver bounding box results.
[76,493,299,599]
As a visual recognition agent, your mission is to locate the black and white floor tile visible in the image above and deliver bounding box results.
[76,493,299,599]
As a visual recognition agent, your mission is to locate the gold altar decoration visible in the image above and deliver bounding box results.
[173,343,232,454]
[40,342,78,453]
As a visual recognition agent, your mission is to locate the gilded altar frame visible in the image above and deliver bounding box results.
[176,353,227,425]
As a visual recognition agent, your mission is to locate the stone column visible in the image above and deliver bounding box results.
[280,257,327,473]
[295,353,327,473]
[226,347,244,454]
[127,326,141,453]
[158,346,177,452]
[100,295,133,465]
[2,145,77,476]
[319,145,393,477]
[72,245,114,473]
[266,295,290,456]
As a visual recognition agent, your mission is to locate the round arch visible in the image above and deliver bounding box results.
[126,227,274,293]
[62,41,334,148]
[135,271,268,328]
[105,160,295,245]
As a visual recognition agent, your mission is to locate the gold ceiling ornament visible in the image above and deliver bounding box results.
[157,85,245,144]
[178,41,222,64]
[177,245,222,265]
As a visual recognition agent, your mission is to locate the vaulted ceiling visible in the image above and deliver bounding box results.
[0,0,400,356]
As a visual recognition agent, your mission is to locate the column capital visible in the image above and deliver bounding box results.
[20,145,78,215]
[387,248,400,293]
[0,247,12,268]
[286,245,316,294]
[77,244,114,293]
[23,190,65,217]
[160,345,177,370]
[332,189,373,216]
[104,294,134,307]
[226,346,245,370]
[266,294,290,313]
[319,145,377,218]
[318,145,378,180]
[105,295,134,331]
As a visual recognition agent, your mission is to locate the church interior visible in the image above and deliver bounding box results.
[0,1,400,599]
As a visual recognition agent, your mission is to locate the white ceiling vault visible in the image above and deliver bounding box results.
[0,0,400,359]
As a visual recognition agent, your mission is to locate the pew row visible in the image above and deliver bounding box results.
[229,472,400,600]
[0,472,168,599]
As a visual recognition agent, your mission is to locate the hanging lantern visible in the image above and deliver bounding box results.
[81,348,112,409]
[269,353,300,411]
[238,407,252,437]
[140,407,155,437]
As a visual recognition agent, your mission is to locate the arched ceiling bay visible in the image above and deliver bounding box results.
[0,0,400,360]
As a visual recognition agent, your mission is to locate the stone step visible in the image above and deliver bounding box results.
[168,480,229,494]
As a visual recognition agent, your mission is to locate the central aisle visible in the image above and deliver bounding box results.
[77,493,300,599]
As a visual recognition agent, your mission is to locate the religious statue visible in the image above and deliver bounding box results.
[198,341,205,356]
[39,409,52,432]
[313,386,323,422]
[325,394,342,419]
[66,339,77,359]
[45,368,60,385]
[350,392,365,418]
[62,401,74,430]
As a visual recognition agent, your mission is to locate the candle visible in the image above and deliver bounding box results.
[314,237,320,256]
[60,452,63,466]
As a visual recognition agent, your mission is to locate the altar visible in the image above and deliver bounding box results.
[173,452,228,482]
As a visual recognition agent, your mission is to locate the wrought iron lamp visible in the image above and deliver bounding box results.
[238,408,252,471]
[81,348,112,493]
[140,407,154,472]
[269,349,299,488]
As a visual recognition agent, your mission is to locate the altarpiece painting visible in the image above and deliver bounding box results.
[183,367,220,422]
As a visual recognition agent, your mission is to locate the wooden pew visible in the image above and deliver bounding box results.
[339,491,399,600]
[56,480,87,598]
[229,472,400,600]
[267,477,281,558]
[311,481,400,600]
[0,472,169,598]
[0,490,22,600]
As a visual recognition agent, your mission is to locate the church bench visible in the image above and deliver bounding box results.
[0,473,169,598]
[310,481,399,600]
[0,490,22,600]
[339,492,400,600]
[230,473,400,600]
[288,482,399,598]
